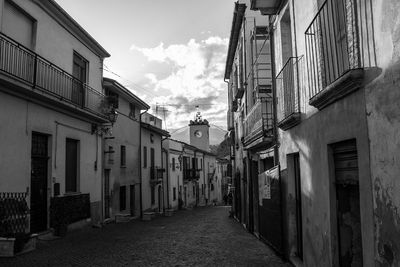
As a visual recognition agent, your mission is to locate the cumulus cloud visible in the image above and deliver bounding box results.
[130,36,229,130]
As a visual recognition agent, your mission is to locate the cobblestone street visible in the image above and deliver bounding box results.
[0,206,291,267]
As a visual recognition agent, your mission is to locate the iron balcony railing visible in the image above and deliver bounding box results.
[0,33,107,117]
[183,168,200,181]
[150,166,164,183]
[276,57,300,124]
[305,0,376,100]
[243,96,273,144]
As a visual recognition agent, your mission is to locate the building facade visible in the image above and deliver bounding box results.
[141,113,169,214]
[226,0,400,266]
[0,0,111,233]
[102,78,149,220]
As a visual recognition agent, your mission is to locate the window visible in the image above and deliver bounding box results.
[143,146,147,168]
[200,158,203,170]
[211,184,214,191]
[120,186,126,211]
[72,52,88,106]
[151,186,155,204]
[3,0,35,49]
[173,187,176,201]
[120,145,126,167]
[193,186,195,196]
[150,148,155,167]
[105,88,119,109]
[172,157,175,171]
[65,138,79,193]
[129,103,136,119]
[201,184,204,195]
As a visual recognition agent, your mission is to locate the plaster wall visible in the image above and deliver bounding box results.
[364,0,400,265]
[0,90,103,222]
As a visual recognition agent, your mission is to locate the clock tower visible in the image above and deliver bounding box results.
[189,111,210,151]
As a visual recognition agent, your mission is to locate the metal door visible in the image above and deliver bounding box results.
[30,133,48,233]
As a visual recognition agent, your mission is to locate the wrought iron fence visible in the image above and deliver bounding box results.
[0,33,107,117]
[305,0,376,100]
[276,57,300,123]
[0,192,29,235]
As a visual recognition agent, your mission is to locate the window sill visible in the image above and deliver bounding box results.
[308,68,380,110]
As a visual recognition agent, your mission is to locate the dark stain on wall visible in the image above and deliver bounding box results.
[374,178,400,266]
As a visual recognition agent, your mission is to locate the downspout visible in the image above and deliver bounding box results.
[139,109,148,219]
[269,24,279,166]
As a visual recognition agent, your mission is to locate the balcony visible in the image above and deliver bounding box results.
[183,168,200,181]
[250,0,282,15]
[150,167,164,184]
[0,33,110,122]
[233,86,245,100]
[305,0,379,110]
[231,99,238,112]
[243,97,274,150]
[276,57,301,131]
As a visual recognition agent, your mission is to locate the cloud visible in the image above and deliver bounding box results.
[130,36,229,130]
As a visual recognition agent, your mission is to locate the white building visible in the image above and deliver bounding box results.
[0,0,110,233]
[102,78,149,220]
[141,113,169,214]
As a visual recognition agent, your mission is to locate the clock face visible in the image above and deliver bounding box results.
[194,130,202,138]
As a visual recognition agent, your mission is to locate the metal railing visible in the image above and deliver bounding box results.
[183,168,200,181]
[276,57,300,123]
[0,192,29,235]
[305,0,376,100]
[244,96,273,142]
[0,33,107,117]
[150,166,164,183]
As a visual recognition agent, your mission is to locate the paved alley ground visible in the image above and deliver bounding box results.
[0,206,291,267]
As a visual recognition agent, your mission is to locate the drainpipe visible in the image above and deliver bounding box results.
[139,109,148,219]
[269,24,279,166]
[162,144,170,210]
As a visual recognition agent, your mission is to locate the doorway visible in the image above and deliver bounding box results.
[130,185,135,216]
[104,169,110,219]
[30,132,49,233]
[332,139,363,266]
[158,186,162,212]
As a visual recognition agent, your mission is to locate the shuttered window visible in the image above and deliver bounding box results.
[2,1,35,49]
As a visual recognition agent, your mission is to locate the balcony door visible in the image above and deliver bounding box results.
[72,52,87,107]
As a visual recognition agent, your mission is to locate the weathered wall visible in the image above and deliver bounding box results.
[274,0,375,265]
[365,0,400,265]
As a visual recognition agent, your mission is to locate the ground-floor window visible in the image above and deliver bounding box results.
[173,187,176,200]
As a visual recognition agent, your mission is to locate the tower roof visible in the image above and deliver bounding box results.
[189,111,209,126]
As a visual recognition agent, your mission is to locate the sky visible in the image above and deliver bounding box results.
[55,0,237,132]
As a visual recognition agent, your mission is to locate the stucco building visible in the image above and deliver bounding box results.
[141,113,169,214]
[102,78,149,221]
[0,0,111,233]
[226,0,400,266]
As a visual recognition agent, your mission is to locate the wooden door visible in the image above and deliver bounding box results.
[130,185,135,216]
[333,139,363,267]
[104,169,110,219]
[65,139,78,193]
[30,133,48,233]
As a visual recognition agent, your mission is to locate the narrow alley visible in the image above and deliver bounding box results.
[0,207,290,267]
